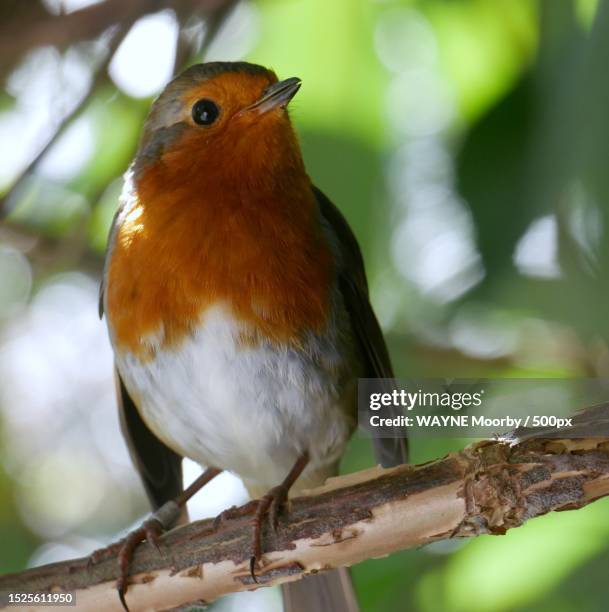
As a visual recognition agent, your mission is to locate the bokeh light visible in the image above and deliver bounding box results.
[109,11,179,99]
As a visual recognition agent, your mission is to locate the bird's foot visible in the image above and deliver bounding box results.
[249,484,289,582]
[115,515,168,611]
[89,501,180,612]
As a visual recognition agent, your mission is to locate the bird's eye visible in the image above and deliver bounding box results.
[191,99,219,125]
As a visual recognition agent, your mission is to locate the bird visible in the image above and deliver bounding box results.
[98,60,407,612]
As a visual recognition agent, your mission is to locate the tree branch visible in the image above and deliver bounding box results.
[2,404,609,611]
[0,0,232,76]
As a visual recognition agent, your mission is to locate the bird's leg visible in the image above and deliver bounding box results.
[89,467,222,612]
[249,452,309,581]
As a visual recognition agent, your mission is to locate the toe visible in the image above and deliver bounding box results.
[115,527,146,605]
[249,556,259,583]
[117,578,130,612]
[142,518,164,556]
[269,488,287,531]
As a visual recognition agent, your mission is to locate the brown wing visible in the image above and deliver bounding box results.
[315,186,408,467]
[115,371,184,510]
[100,196,183,510]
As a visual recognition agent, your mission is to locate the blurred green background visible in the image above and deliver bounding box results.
[1,0,609,610]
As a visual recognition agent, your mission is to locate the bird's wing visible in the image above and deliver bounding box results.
[98,203,123,319]
[99,188,183,510]
[314,186,408,467]
[115,370,184,510]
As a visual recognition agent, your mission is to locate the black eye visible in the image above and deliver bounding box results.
[192,99,219,125]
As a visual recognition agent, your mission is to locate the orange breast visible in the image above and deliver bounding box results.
[105,167,334,360]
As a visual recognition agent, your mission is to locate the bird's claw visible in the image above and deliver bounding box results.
[115,517,165,611]
[268,486,288,532]
[249,555,259,584]
[249,484,289,582]
[91,501,181,610]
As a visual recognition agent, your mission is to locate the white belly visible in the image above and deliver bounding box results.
[113,305,357,492]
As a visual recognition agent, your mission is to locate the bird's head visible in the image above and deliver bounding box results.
[133,62,304,187]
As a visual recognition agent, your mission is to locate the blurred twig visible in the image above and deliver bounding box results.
[0,0,231,76]
[0,22,133,219]
[0,0,238,220]
[2,404,609,611]
[173,0,239,74]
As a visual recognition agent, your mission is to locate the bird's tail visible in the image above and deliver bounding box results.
[281,567,359,612]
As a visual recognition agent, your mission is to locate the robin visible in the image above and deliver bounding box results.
[99,61,407,611]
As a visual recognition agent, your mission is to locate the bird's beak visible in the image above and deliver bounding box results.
[243,77,302,115]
